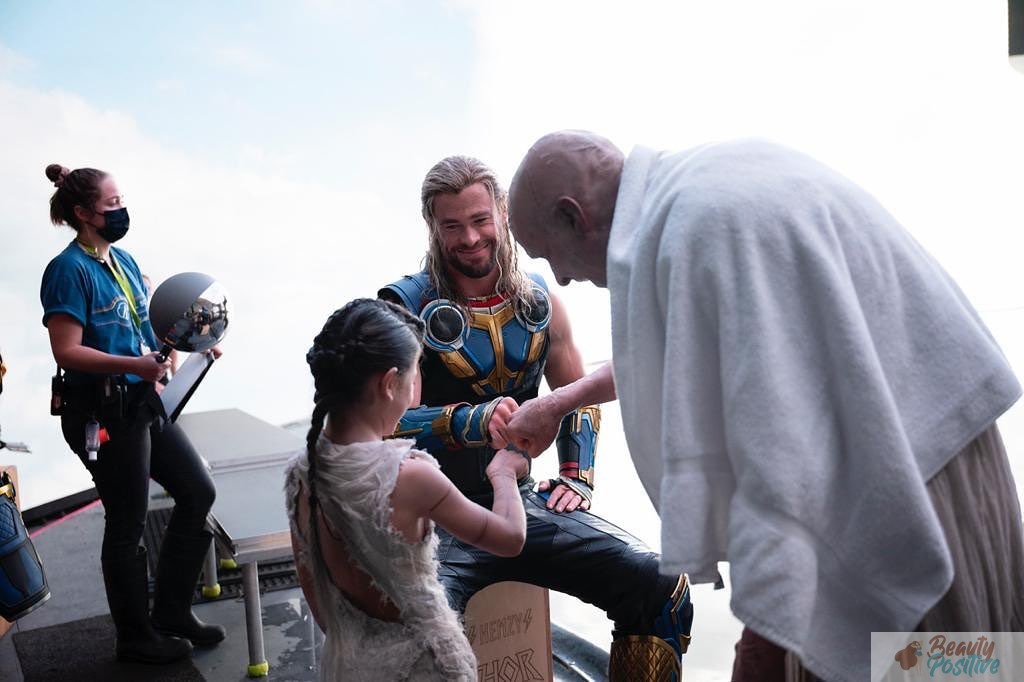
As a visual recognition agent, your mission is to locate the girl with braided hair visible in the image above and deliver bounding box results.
[285,298,528,680]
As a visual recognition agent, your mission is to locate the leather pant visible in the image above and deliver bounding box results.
[437,484,676,636]
[60,384,215,564]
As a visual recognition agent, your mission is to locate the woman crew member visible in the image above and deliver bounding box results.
[40,164,224,664]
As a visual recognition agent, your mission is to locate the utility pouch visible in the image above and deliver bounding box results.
[49,367,65,416]
[97,376,127,420]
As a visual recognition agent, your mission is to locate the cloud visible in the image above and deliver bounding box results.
[0,42,33,77]
[460,0,1024,508]
[208,44,282,77]
[154,78,186,94]
[463,0,1024,308]
[3,0,1023,524]
[0,75,427,508]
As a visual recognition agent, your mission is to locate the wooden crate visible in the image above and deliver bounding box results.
[464,581,553,681]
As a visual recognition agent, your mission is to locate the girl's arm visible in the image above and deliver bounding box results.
[391,451,528,557]
[47,313,169,382]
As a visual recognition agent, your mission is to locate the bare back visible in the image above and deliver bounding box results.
[292,482,402,622]
[283,436,476,680]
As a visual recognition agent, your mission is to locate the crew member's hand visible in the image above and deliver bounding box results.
[134,352,171,383]
[486,397,519,449]
[486,448,530,483]
[207,345,223,360]
[506,394,563,457]
[538,479,590,513]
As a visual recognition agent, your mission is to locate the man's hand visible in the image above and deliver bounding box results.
[537,479,590,513]
[506,393,563,457]
[486,397,519,449]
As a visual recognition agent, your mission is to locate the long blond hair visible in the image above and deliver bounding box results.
[421,156,534,307]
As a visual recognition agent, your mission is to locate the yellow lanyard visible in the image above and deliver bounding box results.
[77,240,142,331]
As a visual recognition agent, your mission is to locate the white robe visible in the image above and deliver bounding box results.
[607,139,1020,682]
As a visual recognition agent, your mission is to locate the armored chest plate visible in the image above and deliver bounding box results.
[420,285,551,397]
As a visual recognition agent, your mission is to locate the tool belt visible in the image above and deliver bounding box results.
[51,367,154,422]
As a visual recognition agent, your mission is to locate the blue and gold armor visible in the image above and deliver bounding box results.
[379,270,691,676]
[418,290,550,396]
[383,270,603,501]
[381,271,554,497]
[609,575,693,681]
[553,405,601,504]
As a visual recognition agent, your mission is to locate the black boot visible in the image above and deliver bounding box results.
[151,530,226,646]
[102,547,193,664]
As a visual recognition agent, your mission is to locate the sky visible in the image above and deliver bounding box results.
[1,2,1023,677]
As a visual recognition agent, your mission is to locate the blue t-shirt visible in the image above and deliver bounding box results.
[40,241,159,386]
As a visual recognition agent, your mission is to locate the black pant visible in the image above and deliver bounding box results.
[60,387,215,564]
[437,486,676,636]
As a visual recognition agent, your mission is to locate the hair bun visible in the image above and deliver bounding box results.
[45,164,70,187]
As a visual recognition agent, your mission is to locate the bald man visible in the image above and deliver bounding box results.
[506,130,1024,682]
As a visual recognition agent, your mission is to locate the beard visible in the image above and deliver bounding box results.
[447,241,498,279]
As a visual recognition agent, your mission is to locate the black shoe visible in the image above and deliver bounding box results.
[116,631,193,664]
[102,547,193,664]
[153,612,227,646]
[152,530,226,647]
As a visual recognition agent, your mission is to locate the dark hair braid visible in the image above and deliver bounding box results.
[304,398,331,571]
[44,164,108,231]
[303,298,425,564]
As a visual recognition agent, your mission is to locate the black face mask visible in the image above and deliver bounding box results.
[97,207,130,243]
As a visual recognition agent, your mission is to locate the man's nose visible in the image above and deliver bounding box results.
[460,225,483,247]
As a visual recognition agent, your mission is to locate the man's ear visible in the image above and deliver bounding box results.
[379,366,400,401]
[555,196,587,235]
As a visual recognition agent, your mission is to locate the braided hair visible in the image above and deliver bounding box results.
[45,164,108,231]
[303,298,425,570]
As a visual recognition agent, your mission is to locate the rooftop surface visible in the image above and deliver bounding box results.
[0,409,740,680]
[1,497,614,681]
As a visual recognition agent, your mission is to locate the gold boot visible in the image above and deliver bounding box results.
[608,574,692,681]
[608,635,682,682]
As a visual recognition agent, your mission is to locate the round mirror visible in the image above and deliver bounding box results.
[149,272,230,355]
